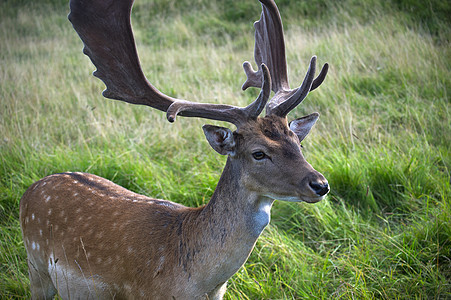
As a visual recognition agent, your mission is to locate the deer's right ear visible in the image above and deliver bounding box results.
[202,125,236,156]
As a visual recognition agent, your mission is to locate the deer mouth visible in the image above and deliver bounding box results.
[264,193,326,203]
[299,194,326,203]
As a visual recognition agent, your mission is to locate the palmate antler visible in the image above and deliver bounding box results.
[68,0,271,128]
[242,0,328,117]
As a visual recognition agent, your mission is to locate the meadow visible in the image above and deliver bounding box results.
[1,0,450,298]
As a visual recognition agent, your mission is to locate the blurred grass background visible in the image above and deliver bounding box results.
[0,0,450,298]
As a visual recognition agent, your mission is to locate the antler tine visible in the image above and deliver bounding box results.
[311,62,329,92]
[267,56,316,117]
[167,64,271,127]
[69,0,270,127]
[243,64,272,119]
[242,0,328,117]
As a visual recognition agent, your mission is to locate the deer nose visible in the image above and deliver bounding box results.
[309,181,329,196]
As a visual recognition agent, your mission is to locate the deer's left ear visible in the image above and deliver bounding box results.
[289,112,320,142]
[202,125,236,156]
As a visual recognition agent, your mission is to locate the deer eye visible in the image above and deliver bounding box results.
[252,151,266,160]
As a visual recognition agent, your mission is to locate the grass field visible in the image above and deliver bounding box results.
[1,0,450,298]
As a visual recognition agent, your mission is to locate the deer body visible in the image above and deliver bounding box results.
[20,170,259,299]
[21,0,330,298]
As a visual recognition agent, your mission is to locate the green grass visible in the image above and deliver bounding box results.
[1,0,450,298]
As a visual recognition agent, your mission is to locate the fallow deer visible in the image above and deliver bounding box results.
[20,0,330,298]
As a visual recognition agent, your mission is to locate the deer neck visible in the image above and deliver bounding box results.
[206,157,274,238]
[180,157,274,289]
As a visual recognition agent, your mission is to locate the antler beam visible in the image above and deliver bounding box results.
[166,64,271,126]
